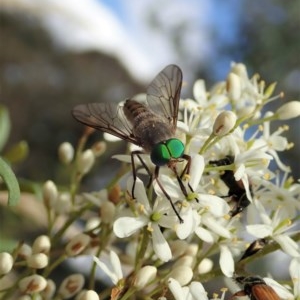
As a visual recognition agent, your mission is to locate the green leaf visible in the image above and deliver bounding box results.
[0,105,11,152]
[4,140,29,164]
[0,157,20,205]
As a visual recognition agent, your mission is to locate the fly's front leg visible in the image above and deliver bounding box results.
[171,165,189,198]
[181,154,198,201]
[154,166,183,223]
[130,151,153,198]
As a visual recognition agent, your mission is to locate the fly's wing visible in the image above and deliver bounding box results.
[72,103,141,146]
[146,64,182,129]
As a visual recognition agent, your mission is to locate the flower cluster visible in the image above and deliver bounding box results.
[1,63,299,299]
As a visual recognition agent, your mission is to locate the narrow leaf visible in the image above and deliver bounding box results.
[0,157,20,205]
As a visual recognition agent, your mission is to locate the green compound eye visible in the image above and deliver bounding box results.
[165,138,184,159]
[151,144,170,166]
[150,139,184,166]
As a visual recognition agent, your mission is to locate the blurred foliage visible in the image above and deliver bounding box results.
[0,10,142,185]
[0,104,24,206]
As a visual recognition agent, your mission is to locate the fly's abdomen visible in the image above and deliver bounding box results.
[123,99,150,123]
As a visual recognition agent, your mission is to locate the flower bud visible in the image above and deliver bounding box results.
[58,274,85,298]
[77,149,95,174]
[213,111,237,136]
[76,290,100,300]
[173,255,194,269]
[85,217,101,233]
[0,252,13,275]
[170,240,188,258]
[134,265,157,290]
[41,279,56,300]
[65,233,91,256]
[276,101,300,120]
[197,258,213,274]
[19,274,47,294]
[32,235,51,254]
[58,142,74,164]
[26,253,48,269]
[43,180,58,208]
[101,201,116,224]
[184,244,199,257]
[227,72,241,101]
[18,243,32,259]
[169,266,193,286]
[54,192,71,214]
[231,63,248,80]
[91,141,106,157]
[193,79,206,102]
[108,184,121,204]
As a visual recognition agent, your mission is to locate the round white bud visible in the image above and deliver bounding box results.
[58,142,74,164]
[134,265,157,290]
[276,101,300,120]
[58,274,85,298]
[227,72,242,101]
[213,111,237,136]
[54,192,71,214]
[168,266,193,286]
[0,252,13,275]
[26,253,49,269]
[101,201,116,224]
[65,233,91,256]
[43,180,58,207]
[75,290,100,300]
[18,243,32,259]
[19,274,47,294]
[32,235,51,254]
[78,150,95,174]
[41,279,56,300]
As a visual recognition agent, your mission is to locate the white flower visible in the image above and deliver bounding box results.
[246,201,300,257]
[289,257,300,298]
[113,177,176,262]
[168,278,209,300]
[93,251,123,285]
[253,171,300,218]
[259,111,290,171]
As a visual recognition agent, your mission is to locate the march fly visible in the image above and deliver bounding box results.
[72,65,196,222]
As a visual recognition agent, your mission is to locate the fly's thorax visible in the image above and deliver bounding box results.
[150,138,185,166]
[123,99,175,151]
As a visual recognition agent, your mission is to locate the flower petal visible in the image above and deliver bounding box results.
[189,281,209,300]
[274,234,300,257]
[152,223,172,262]
[197,194,230,217]
[110,251,123,282]
[219,245,234,277]
[113,217,147,238]
[127,176,150,210]
[189,154,204,190]
[290,257,300,297]
[246,224,272,238]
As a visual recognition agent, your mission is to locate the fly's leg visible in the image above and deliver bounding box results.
[179,154,198,201]
[154,166,183,223]
[130,151,153,198]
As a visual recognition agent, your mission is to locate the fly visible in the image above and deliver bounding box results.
[209,155,252,217]
[72,65,196,222]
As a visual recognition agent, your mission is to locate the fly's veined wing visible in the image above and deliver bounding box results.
[146,64,183,129]
[72,103,141,146]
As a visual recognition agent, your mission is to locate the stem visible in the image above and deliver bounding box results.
[135,228,150,270]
